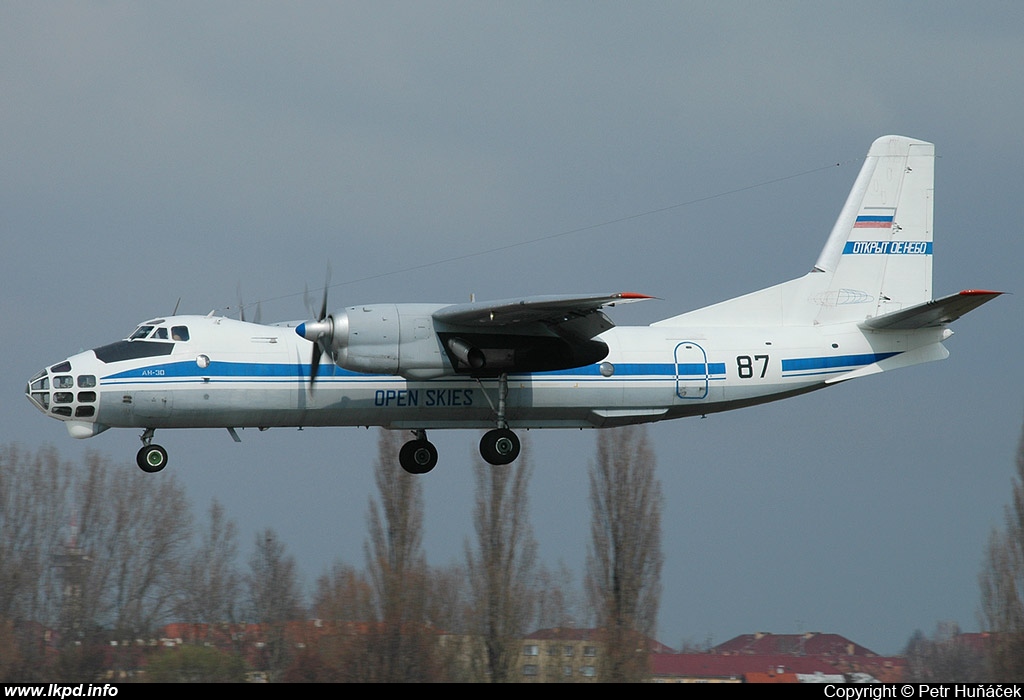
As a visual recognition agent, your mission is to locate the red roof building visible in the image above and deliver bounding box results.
[650,632,906,683]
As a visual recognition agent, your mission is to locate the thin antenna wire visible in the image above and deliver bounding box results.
[235,158,855,315]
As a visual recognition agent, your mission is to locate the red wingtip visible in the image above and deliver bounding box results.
[959,289,1004,296]
[616,292,656,300]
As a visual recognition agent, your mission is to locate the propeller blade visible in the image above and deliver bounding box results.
[302,265,333,393]
[319,266,332,321]
[310,342,322,388]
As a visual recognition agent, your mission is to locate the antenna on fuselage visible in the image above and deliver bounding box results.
[172,297,181,316]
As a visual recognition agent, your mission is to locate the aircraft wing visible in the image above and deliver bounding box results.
[430,292,654,375]
[433,292,653,338]
[859,290,1003,330]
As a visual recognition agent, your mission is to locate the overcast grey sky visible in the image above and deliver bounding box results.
[3,2,1022,655]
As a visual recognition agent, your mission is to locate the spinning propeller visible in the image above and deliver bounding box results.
[295,269,349,392]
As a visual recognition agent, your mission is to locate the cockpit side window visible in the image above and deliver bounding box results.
[171,326,190,342]
[153,327,168,340]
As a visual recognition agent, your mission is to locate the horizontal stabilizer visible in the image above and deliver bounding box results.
[859,290,1003,330]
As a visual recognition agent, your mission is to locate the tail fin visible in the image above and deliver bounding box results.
[811,135,934,324]
[654,135,936,328]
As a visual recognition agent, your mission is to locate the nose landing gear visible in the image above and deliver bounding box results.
[136,428,168,473]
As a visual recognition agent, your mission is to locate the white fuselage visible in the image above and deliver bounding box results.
[26,313,944,440]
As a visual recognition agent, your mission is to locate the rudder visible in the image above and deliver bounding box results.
[811,135,935,325]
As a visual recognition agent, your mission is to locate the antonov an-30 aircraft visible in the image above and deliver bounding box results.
[26,135,1001,474]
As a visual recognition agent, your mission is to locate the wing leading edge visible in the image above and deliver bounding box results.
[433,292,653,330]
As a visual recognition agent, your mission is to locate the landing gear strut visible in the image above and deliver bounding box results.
[399,429,438,474]
[477,372,521,466]
[136,428,168,473]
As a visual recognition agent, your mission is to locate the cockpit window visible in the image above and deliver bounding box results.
[171,326,190,342]
[130,325,154,340]
[153,327,168,340]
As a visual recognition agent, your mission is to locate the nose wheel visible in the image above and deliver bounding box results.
[136,429,168,473]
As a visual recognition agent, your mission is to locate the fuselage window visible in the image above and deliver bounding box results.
[78,391,96,403]
[54,376,74,389]
[77,375,96,388]
[53,392,73,404]
[171,326,190,341]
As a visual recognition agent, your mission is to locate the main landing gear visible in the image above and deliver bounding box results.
[399,373,522,475]
[136,428,168,473]
[479,427,520,465]
[399,430,439,475]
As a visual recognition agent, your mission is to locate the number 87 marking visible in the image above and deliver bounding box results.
[736,354,769,379]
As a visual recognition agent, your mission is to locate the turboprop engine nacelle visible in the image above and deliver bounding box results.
[298,303,610,380]
[300,303,454,379]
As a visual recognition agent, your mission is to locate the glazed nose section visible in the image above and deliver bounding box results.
[25,367,51,413]
[24,359,101,425]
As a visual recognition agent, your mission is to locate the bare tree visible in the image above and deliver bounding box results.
[0,445,73,680]
[78,456,193,640]
[364,429,434,682]
[0,447,194,680]
[535,561,581,631]
[247,528,303,681]
[426,562,473,681]
[465,440,538,682]
[0,446,70,621]
[905,622,988,682]
[585,425,663,682]
[979,419,1024,680]
[175,499,241,632]
[309,561,377,681]
[313,560,375,623]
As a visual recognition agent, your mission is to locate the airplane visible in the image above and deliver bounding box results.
[25,135,1002,475]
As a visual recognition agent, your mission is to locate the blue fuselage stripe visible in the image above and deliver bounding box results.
[101,353,898,385]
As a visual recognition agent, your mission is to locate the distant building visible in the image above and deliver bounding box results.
[650,632,906,683]
[517,627,674,682]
